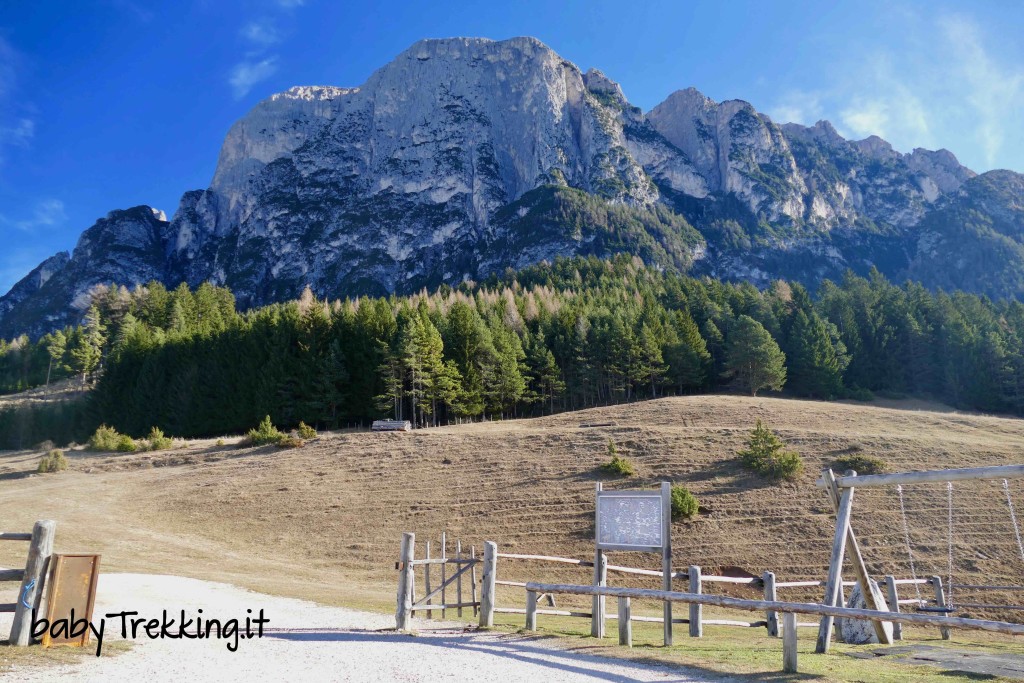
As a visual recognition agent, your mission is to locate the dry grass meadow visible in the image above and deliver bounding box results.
[3,394,1024,679]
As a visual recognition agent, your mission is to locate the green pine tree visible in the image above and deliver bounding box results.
[725,315,786,396]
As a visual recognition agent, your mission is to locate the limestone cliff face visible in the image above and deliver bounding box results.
[1,36,1020,338]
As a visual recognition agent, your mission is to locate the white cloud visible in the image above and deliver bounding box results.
[241,20,280,47]
[0,118,34,147]
[229,58,278,99]
[767,90,824,125]
[938,14,1024,167]
[763,12,1024,168]
[0,199,67,233]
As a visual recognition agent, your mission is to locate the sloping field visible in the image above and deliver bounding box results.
[2,395,1024,621]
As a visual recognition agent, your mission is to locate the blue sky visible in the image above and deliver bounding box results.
[0,0,1022,293]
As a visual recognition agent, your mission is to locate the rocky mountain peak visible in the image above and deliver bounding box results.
[1,37,1021,339]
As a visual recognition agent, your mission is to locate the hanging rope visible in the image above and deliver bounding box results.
[1004,479,1024,565]
[896,484,924,604]
[947,482,954,608]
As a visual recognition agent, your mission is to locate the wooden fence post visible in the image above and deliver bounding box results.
[618,596,632,647]
[470,545,478,617]
[884,575,902,640]
[932,576,951,640]
[764,571,779,637]
[10,520,55,646]
[591,550,607,638]
[440,532,447,620]
[395,532,415,631]
[816,470,855,654]
[689,565,703,637]
[480,541,497,627]
[425,541,433,620]
[456,540,464,618]
[525,590,538,631]
[783,613,798,674]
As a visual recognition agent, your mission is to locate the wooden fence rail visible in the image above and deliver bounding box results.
[523,581,1024,674]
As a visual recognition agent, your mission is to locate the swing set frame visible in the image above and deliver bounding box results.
[815,464,1024,654]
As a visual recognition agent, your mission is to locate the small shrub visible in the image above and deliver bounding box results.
[88,425,122,451]
[146,427,173,451]
[116,434,137,452]
[35,440,56,452]
[296,421,317,440]
[247,415,285,446]
[846,386,874,402]
[832,454,887,475]
[276,436,304,449]
[738,420,803,481]
[216,438,225,447]
[37,449,68,473]
[607,439,617,456]
[602,454,636,476]
[671,486,699,520]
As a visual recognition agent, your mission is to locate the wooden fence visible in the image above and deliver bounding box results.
[2,520,56,646]
[395,533,961,642]
[523,581,1024,674]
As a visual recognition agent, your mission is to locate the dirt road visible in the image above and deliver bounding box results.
[0,574,718,682]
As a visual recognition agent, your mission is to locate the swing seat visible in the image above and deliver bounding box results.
[916,606,956,614]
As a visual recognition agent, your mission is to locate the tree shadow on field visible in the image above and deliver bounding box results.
[686,459,782,493]
[263,627,816,682]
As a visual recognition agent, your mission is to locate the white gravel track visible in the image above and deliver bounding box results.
[1,574,723,682]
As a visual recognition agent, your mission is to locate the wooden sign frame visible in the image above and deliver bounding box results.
[593,482,673,645]
[41,554,101,648]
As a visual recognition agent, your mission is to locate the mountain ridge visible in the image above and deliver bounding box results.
[3,35,1021,338]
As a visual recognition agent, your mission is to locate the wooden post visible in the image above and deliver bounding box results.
[618,596,632,647]
[470,545,478,617]
[395,532,415,631]
[764,571,779,637]
[591,549,607,638]
[783,613,798,674]
[456,540,464,618]
[885,575,902,640]
[816,471,854,654]
[823,469,892,645]
[689,565,703,637]
[525,590,538,631]
[425,541,433,619]
[479,541,497,627]
[662,480,673,647]
[440,531,447,620]
[10,520,55,646]
[932,576,951,640]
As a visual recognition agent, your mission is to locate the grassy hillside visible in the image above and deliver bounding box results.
[3,394,1023,616]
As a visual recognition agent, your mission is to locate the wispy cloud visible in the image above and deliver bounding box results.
[937,14,1023,167]
[229,58,278,99]
[0,199,67,233]
[0,118,33,148]
[227,1,306,100]
[241,20,280,47]
[0,38,34,170]
[766,11,1022,170]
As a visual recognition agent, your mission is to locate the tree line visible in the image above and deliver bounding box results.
[2,254,1024,444]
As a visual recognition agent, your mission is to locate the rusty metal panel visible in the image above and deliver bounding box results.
[41,554,101,648]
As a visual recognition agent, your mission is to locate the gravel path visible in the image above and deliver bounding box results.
[1,574,721,682]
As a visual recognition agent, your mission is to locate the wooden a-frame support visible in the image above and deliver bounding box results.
[816,469,892,653]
